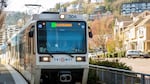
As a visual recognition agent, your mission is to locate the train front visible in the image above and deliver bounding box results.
[34,13,89,84]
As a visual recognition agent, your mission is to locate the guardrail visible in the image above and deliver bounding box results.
[89,64,150,84]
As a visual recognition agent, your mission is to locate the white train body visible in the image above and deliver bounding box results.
[7,12,89,84]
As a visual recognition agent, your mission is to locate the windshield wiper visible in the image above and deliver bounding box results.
[48,53,54,58]
[45,50,54,58]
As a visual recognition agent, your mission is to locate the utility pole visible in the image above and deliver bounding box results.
[0,0,7,13]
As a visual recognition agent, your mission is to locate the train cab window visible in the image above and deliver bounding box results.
[28,25,35,54]
[37,21,87,54]
[29,25,34,37]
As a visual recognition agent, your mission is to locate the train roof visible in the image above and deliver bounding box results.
[31,12,86,21]
[7,12,87,44]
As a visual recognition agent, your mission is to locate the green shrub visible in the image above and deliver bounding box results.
[106,52,113,58]
[148,51,150,55]
[106,50,126,58]
[90,59,131,70]
[88,59,132,83]
[117,50,126,57]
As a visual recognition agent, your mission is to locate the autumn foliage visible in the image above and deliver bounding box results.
[89,15,114,49]
[106,38,116,53]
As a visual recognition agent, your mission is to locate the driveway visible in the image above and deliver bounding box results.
[105,58,150,74]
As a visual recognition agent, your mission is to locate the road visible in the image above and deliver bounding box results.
[105,58,150,74]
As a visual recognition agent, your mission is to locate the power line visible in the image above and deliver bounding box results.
[25,4,41,15]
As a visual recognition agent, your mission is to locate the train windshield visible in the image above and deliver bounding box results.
[37,21,87,54]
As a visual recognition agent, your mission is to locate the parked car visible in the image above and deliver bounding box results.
[88,53,97,59]
[88,52,106,60]
[140,52,150,58]
[126,50,144,58]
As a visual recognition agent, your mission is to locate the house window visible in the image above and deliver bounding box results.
[148,42,150,50]
[139,28,144,38]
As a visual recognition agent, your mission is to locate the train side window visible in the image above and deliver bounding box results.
[29,25,34,37]
[28,25,35,54]
[88,26,93,38]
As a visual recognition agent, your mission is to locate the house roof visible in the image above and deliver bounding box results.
[133,18,145,26]
[117,16,132,22]
[124,21,132,27]
[136,10,150,18]
[127,17,146,27]
[136,16,150,27]
[145,19,150,24]
[130,12,140,18]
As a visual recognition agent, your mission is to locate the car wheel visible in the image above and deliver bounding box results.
[127,56,131,58]
[140,55,144,58]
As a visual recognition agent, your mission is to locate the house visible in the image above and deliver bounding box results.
[84,0,104,3]
[121,2,150,16]
[114,16,132,50]
[114,11,150,52]
[66,3,83,13]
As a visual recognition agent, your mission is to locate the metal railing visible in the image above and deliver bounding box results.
[89,64,150,84]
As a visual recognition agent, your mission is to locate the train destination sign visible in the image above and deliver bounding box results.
[51,22,72,28]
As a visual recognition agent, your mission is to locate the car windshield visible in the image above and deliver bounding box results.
[128,50,139,54]
[37,21,87,54]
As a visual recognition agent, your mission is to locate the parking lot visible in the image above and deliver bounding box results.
[105,58,150,74]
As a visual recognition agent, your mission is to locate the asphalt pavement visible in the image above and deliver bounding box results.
[0,64,15,84]
[0,64,28,84]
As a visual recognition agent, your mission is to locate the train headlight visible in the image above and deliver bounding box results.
[60,14,65,19]
[40,56,51,62]
[76,56,86,62]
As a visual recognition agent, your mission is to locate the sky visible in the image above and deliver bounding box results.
[4,0,73,13]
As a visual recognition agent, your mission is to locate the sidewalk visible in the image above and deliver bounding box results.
[0,64,28,84]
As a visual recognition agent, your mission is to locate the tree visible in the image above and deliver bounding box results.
[0,12,6,29]
[106,39,116,53]
[5,12,26,25]
[55,3,61,11]
[61,2,70,8]
[82,3,95,14]
[91,19,106,49]
[70,0,80,4]
[90,16,114,50]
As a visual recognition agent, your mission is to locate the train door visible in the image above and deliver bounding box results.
[29,25,35,84]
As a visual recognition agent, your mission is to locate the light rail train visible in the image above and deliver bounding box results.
[5,12,92,84]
